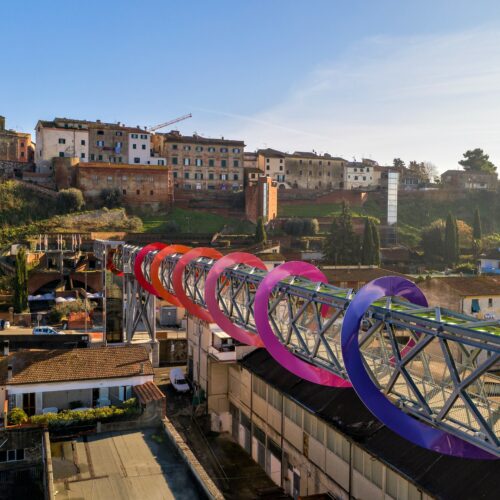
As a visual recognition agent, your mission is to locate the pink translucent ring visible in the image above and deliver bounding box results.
[172,247,222,322]
[106,249,123,277]
[205,252,266,347]
[133,242,167,296]
[150,245,191,307]
[254,261,351,387]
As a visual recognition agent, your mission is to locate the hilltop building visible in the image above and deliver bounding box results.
[0,115,33,163]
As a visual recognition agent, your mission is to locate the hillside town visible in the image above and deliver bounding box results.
[1,2,500,499]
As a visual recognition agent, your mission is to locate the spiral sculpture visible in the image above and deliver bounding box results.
[125,242,495,459]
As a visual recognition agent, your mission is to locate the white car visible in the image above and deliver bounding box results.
[32,326,63,335]
[169,367,190,393]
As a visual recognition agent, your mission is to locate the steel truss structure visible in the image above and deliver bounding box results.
[95,241,500,458]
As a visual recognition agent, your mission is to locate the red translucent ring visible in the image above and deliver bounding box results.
[172,247,222,322]
[133,242,167,296]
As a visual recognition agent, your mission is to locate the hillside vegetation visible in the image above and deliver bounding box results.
[279,190,500,247]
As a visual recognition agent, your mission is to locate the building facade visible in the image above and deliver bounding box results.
[184,315,483,500]
[0,116,32,163]
[441,169,498,190]
[76,162,174,211]
[152,131,244,191]
[245,174,278,224]
[343,159,380,190]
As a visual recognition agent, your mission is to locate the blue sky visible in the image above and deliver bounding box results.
[2,0,500,171]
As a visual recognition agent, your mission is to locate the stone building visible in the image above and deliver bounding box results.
[245,174,278,224]
[152,131,244,191]
[256,149,347,189]
[0,116,33,163]
[441,169,498,190]
[76,162,174,211]
[343,159,379,190]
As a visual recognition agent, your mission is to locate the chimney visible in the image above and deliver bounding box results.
[3,340,9,356]
[7,365,12,381]
[139,362,144,375]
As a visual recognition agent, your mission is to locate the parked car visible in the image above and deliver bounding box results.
[169,367,190,393]
[32,326,63,335]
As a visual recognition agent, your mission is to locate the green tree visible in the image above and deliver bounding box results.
[444,213,459,266]
[324,202,360,264]
[393,158,405,168]
[361,218,374,265]
[13,247,28,313]
[472,207,482,240]
[100,188,123,209]
[255,217,267,244]
[56,188,85,213]
[421,225,444,261]
[459,148,497,174]
[370,220,381,266]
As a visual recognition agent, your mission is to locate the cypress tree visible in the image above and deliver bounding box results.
[370,220,381,266]
[444,213,459,266]
[472,207,482,240]
[13,247,28,313]
[324,202,360,264]
[255,217,267,244]
[361,218,374,265]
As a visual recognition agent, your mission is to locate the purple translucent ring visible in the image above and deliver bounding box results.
[205,252,266,347]
[341,276,495,459]
[254,261,351,387]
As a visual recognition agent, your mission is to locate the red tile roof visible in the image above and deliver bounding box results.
[0,346,153,385]
[134,381,165,404]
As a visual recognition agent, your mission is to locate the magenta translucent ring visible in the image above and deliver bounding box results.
[205,252,266,347]
[133,242,167,297]
[254,261,352,387]
[341,276,495,459]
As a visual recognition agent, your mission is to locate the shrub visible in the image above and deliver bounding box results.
[164,220,180,234]
[100,188,123,209]
[8,407,28,425]
[56,188,85,213]
[454,263,476,274]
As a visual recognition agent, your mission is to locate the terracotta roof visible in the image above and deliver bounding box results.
[160,132,244,146]
[423,276,500,296]
[134,381,165,404]
[257,148,286,158]
[0,346,153,385]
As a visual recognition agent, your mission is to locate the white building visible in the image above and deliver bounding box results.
[128,131,166,166]
[343,162,378,190]
[0,345,153,416]
[35,118,90,172]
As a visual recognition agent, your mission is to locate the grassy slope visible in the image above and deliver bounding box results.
[279,190,500,247]
[141,207,255,234]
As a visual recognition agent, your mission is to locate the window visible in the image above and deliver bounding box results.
[471,298,480,313]
[220,173,228,180]
[252,376,267,400]
[208,147,215,152]
[233,174,239,180]
[266,165,270,171]
[20,151,25,157]
[184,172,190,179]
[327,428,350,462]
[0,449,24,462]
[136,189,140,195]
[97,130,104,135]
[220,147,228,153]
[184,158,190,166]
[221,159,227,167]
[150,190,154,195]
[233,148,241,153]
[90,153,95,160]
[140,134,148,139]
[208,173,214,180]
[81,152,85,159]
[142,144,146,150]
[122,189,127,195]
[132,144,137,149]
[59,152,64,157]
[284,398,302,427]
[158,159,165,165]
[195,146,203,152]
[116,131,123,136]
[354,176,358,180]
[134,157,140,163]
[184,145,191,151]
[96,140,104,147]
[131,133,138,139]
[267,386,282,411]
[209,159,215,167]
[58,138,66,144]
[107,176,113,182]
[172,157,178,165]
[173,171,178,178]
[194,172,203,180]
[363,176,366,181]
[233,160,239,167]
[488,298,493,307]
[195,158,203,166]
[172,144,178,149]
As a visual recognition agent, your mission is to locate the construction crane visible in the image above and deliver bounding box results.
[147,113,192,132]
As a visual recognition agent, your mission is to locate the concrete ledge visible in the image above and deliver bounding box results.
[43,430,55,500]
[162,417,224,500]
